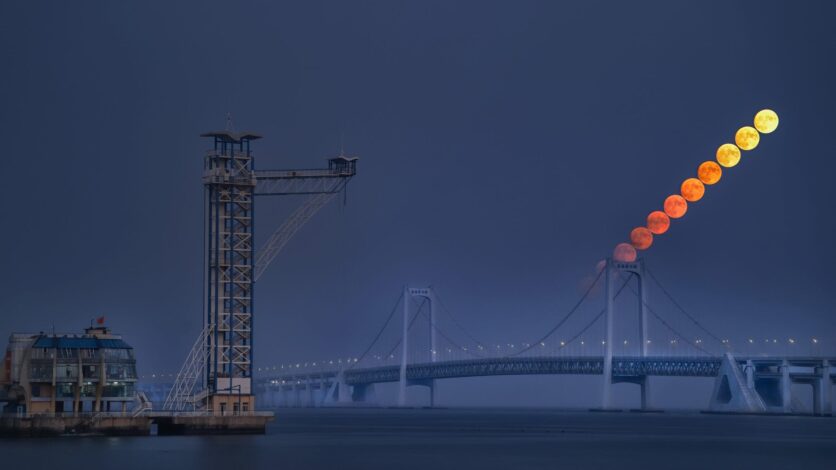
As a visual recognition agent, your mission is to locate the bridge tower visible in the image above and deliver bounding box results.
[602,257,650,410]
[398,287,437,406]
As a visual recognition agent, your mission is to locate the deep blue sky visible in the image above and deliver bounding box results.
[1,1,835,406]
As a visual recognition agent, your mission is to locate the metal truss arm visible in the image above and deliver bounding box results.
[254,169,352,196]
[253,191,341,281]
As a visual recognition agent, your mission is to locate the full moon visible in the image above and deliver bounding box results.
[646,210,670,235]
[716,143,741,168]
[663,195,688,219]
[735,126,760,151]
[680,178,705,202]
[754,109,779,133]
[613,243,637,262]
[697,161,722,185]
[630,227,653,250]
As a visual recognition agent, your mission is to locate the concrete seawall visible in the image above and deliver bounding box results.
[1,412,274,437]
[0,415,151,437]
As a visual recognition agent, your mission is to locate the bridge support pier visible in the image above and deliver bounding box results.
[612,376,651,410]
[814,360,831,416]
[709,353,766,413]
[781,360,792,413]
[337,371,353,404]
[640,377,651,410]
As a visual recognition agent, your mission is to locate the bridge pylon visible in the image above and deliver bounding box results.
[397,285,438,407]
[602,257,651,410]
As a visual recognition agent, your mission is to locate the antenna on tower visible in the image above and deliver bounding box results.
[225,112,237,133]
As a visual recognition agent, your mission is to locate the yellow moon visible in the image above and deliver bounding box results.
[754,109,779,134]
[716,143,741,168]
[735,126,760,151]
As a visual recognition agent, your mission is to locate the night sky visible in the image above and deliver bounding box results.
[1,1,835,406]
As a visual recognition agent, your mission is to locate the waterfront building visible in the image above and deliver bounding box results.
[0,324,138,415]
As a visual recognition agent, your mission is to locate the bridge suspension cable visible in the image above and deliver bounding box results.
[645,267,726,347]
[509,267,604,356]
[413,304,486,359]
[510,270,633,357]
[617,271,712,355]
[431,287,487,349]
[380,297,428,360]
[558,273,635,350]
[348,291,404,369]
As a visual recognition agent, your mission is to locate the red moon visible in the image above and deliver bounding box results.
[646,211,670,235]
[663,195,688,219]
[613,243,637,262]
[697,161,722,185]
[680,178,705,202]
[630,227,653,250]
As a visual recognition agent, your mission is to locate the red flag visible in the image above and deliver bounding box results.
[96,316,105,325]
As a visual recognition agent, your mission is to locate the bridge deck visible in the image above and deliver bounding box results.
[256,355,836,388]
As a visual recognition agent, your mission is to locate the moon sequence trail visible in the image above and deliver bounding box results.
[613,109,780,262]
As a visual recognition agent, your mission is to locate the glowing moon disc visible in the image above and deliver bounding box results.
[697,161,722,185]
[630,227,653,250]
[735,126,760,151]
[663,195,688,219]
[716,143,741,168]
[680,178,705,202]
[613,243,637,262]
[646,211,670,235]
[754,109,779,134]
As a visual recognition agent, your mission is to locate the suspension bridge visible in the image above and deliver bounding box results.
[252,260,834,415]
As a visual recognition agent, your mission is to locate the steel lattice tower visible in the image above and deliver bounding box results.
[169,129,357,413]
[202,131,260,412]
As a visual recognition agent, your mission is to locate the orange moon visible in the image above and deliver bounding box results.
[630,227,653,250]
[613,243,637,262]
[716,143,741,168]
[646,211,670,234]
[735,126,760,150]
[681,178,705,202]
[754,109,779,134]
[697,161,722,185]
[664,195,688,218]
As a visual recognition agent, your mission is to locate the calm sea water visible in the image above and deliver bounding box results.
[2,408,835,469]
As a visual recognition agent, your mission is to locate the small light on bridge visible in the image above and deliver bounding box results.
[560,341,566,347]
[813,338,819,344]
[748,339,754,344]
[623,340,628,345]
[788,338,795,344]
